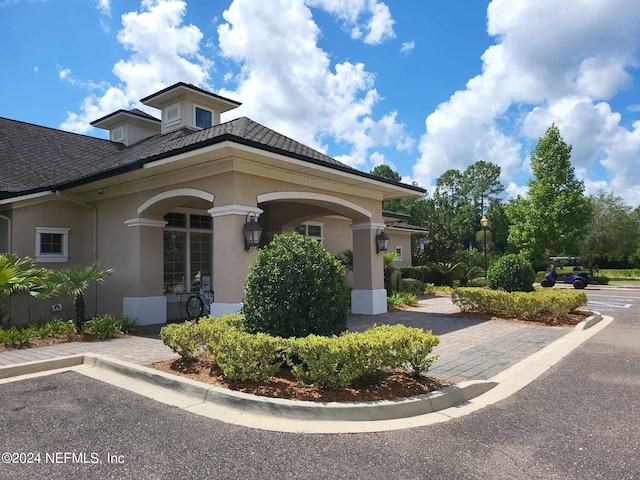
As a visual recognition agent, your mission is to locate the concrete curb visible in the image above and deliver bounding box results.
[0,353,496,423]
[0,314,614,433]
[575,311,603,330]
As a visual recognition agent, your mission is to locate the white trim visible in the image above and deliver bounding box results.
[210,302,242,317]
[349,222,386,231]
[137,188,215,215]
[193,104,213,129]
[124,218,168,228]
[35,227,69,263]
[142,142,229,169]
[0,191,54,205]
[208,205,263,218]
[123,296,167,326]
[258,191,371,219]
[351,289,388,315]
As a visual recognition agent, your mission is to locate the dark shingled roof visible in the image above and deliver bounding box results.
[0,116,425,199]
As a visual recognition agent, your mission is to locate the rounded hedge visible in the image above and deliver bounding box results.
[241,232,349,338]
[486,254,535,292]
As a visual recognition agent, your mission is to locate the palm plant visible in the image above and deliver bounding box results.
[335,249,354,271]
[50,264,113,332]
[383,252,400,293]
[429,261,462,287]
[1,254,55,326]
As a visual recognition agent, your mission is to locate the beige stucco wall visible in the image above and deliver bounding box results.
[6,199,94,325]
[388,231,414,267]
[4,152,399,323]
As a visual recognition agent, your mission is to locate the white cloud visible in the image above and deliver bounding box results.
[505,181,527,200]
[627,104,640,112]
[33,66,39,73]
[216,0,410,169]
[96,0,110,16]
[60,0,211,134]
[305,0,395,44]
[416,0,640,206]
[400,41,414,54]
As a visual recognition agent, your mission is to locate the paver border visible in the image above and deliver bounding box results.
[0,312,610,434]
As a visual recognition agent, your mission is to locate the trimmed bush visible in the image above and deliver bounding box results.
[487,254,535,292]
[213,329,285,381]
[451,287,587,320]
[242,233,349,338]
[286,325,440,388]
[160,321,202,359]
[401,278,424,296]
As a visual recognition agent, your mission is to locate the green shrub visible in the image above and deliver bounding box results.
[387,292,418,310]
[398,266,444,285]
[487,254,535,292]
[286,325,440,388]
[212,329,284,381]
[451,287,587,319]
[117,316,140,334]
[401,278,424,296]
[200,314,244,358]
[590,275,609,285]
[0,326,36,347]
[466,277,487,288]
[160,321,202,359]
[83,314,122,340]
[242,233,349,338]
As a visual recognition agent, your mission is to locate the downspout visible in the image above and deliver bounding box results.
[55,191,99,316]
[0,214,11,327]
[0,214,11,252]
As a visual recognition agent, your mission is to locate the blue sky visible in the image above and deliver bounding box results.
[2,0,640,206]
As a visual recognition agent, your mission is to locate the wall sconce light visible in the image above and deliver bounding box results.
[375,228,389,254]
[243,212,263,252]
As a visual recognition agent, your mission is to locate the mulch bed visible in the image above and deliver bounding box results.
[149,356,453,403]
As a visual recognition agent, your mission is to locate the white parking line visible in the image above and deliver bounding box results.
[587,301,631,309]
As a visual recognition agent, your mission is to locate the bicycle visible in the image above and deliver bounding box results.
[185,281,214,320]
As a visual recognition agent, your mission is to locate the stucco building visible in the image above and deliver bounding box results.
[0,82,426,325]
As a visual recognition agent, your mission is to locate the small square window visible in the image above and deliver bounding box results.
[35,227,69,263]
[395,246,403,261]
[294,225,306,235]
[307,225,322,238]
[195,107,212,129]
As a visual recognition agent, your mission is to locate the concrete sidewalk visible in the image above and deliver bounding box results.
[0,296,569,383]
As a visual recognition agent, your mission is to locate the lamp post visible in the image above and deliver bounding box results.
[480,214,489,278]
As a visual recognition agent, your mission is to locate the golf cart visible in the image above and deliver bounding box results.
[541,257,589,289]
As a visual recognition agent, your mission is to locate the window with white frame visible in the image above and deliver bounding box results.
[163,212,213,294]
[394,246,403,261]
[194,106,212,129]
[35,227,69,263]
[294,222,323,244]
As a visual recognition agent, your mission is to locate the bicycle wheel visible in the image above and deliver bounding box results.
[186,295,204,319]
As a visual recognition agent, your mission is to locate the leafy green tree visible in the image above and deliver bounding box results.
[463,160,503,212]
[507,125,592,259]
[581,191,638,267]
[486,200,512,255]
[51,263,113,332]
